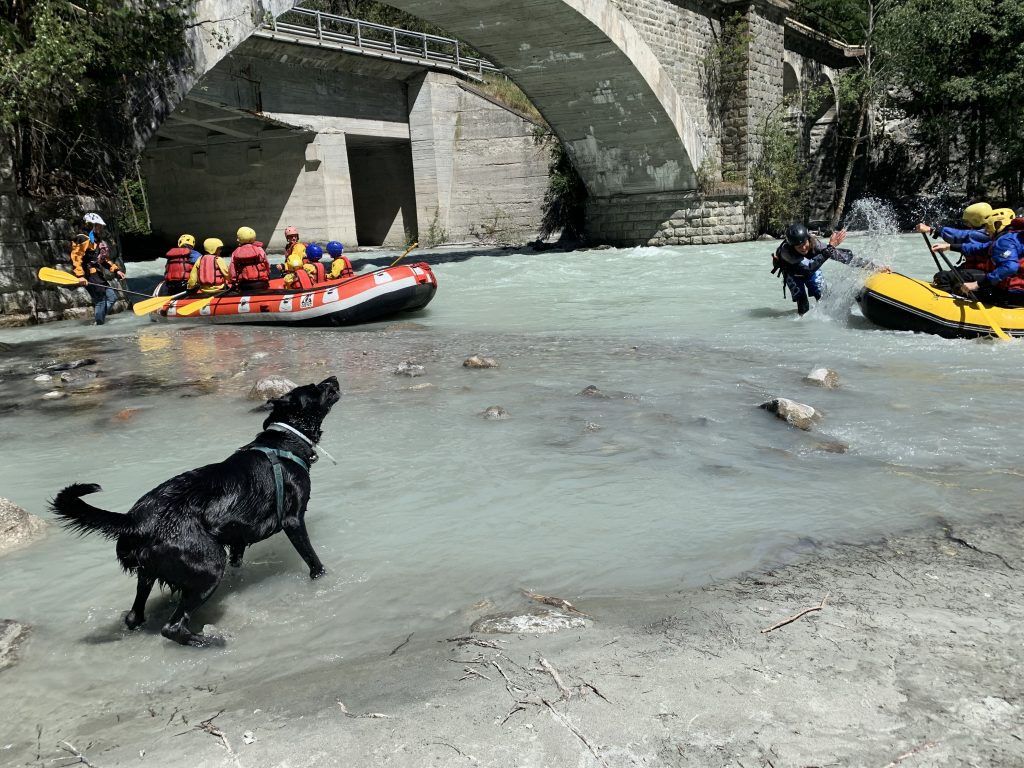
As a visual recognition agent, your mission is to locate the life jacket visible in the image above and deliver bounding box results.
[197,254,227,288]
[285,240,306,258]
[164,247,193,282]
[330,256,354,279]
[302,261,325,283]
[293,267,314,290]
[230,242,270,283]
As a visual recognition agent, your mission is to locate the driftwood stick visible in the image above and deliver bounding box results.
[53,741,97,767]
[760,592,830,634]
[541,699,609,767]
[538,656,572,699]
[521,589,590,617]
[883,741,938,767]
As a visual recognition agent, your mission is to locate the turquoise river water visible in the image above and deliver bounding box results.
[1,228,1022,761]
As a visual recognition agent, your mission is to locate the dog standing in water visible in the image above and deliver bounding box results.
[52,376,341,647]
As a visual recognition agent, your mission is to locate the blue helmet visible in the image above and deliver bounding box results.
[305,243,324,261]
[326,240,344,257]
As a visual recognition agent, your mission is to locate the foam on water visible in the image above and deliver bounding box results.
[1,227,1022,752]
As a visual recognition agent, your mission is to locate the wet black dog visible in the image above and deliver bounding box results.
[51,376,341,647]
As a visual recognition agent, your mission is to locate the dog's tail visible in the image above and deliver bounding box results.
[50,483,132,540]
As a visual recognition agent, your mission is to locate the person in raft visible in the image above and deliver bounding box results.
[326,240,353,279]
[163,234,199,295]
[283,225,305,258]
[302,243,327,283]
[70,212,126,325]
[229,226,271,291]
[772,223,890,316]
[282,241,315,290]
[187,238,230,294]
[914,202,992,247]
[931,207,1024,306]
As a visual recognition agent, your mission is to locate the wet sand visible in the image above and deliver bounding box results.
[7,514,1023,767]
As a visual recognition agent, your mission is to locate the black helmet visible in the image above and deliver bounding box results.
[785,223,810,246]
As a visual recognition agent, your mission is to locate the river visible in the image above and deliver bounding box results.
[1,226,1022,759]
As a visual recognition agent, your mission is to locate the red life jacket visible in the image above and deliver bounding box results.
[197,254,226,288]
[293,268,314,290]
[303,260,326,283]
[230,242,270,283]
[164,247,193,282]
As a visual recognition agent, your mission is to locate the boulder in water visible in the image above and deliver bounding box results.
[0,498,48,554]
[481,406,510,420]
[248,377,298,400]
[804,368,840,389]
[463,354,499,369]
[0,620,31,672]
[394,361,425,377]
[760,398,820,431]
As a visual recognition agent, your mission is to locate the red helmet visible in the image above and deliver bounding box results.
[284,226,299,237]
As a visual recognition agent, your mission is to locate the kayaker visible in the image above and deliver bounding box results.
[772,223,890,316]
[163,234,198,294]
[70,212,126,325]
[326,240,353,279]
[187,238,230,294]
[303,243,327,283]
[914,202,992,246]
[932,208,1024,306]
[229,226,271,290]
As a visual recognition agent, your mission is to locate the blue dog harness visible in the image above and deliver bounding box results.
[244,446,309,529]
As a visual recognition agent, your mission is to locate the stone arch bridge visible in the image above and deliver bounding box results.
[161,0,856,247]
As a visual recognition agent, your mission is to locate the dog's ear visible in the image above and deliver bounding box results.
[266,390,295,411]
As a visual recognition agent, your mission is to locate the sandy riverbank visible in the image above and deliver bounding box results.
[9,513,1023,768]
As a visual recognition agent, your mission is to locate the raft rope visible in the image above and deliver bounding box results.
[267,421,338,465]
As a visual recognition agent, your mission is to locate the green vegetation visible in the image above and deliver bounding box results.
[751,113,808,236]
[0,0,187,196]
[477,74,544,124]
[534,128,587,241]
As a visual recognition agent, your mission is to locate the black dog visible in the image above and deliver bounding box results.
[51,376,341,647]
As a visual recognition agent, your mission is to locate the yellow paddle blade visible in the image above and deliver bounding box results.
[133,293,178,316]
[175,295,216,316]
[37,266,81,286]
[389,241,419,267]
[974,302,1013,341]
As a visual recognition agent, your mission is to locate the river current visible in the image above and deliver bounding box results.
[2,230,1022,756]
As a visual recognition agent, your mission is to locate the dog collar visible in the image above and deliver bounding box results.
[267,422,337,465]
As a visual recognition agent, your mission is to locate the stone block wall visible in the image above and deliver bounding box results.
[587,191,753,246]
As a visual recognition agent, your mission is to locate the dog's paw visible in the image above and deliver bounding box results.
[309,566,326,580]
[124,611,145,630]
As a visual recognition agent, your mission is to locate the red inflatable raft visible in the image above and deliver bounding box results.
[156,262,437,326]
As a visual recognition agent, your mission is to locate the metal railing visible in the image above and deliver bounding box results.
[261,8,501,79]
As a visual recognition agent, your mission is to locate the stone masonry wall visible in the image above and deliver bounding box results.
[587,192,752,246]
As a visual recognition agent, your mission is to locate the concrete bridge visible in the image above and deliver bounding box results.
[163,0,856,246]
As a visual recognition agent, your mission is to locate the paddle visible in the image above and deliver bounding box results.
[133,291,188,316]
[389,241,419,268]
[174,293,220,317]
[37,266,155,301]
[923,233,1012,341]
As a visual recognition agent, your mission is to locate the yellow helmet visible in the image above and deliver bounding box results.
[236,226,256,244]
[203,237,224,255]
[983,208,1015,236]
[285,244,306,271]
[962,202,992,229]
[177,233,196,248]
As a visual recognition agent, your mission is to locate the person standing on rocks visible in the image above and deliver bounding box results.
[70,212,125,325]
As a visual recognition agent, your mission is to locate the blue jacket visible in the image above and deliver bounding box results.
[936,226,988,245]
[961,231,1024,289]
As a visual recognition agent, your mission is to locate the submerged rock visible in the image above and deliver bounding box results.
[394,361,425,377]
[0,498,48,554]
[0,620,31,672]
[471,609,588,634]
[248,377,297,400]
[578,385,610,399]
[481,406,510,420]
[760,398,820,431]
[803,368,840,388]
[44,358,97,372]
[463,354,499,369]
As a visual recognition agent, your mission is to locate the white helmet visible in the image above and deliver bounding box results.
[83,212,106,226]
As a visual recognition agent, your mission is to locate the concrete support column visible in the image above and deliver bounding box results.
[312,132,358,247]
[407,72,459,243]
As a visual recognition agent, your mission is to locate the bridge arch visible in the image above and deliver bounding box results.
[183,0,703,197]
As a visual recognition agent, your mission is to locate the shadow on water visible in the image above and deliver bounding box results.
[748,306,795,319]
